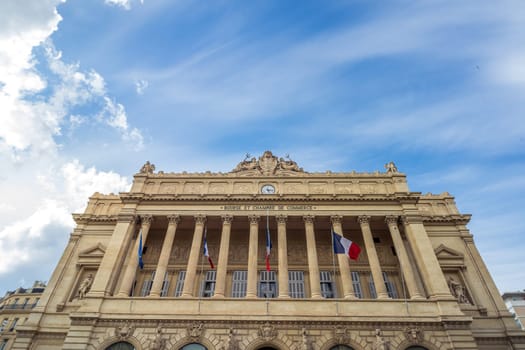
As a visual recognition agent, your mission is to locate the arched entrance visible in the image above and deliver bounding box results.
[406,347,429,350]
[258,347,279,350]
[330,346,354,350]
[105,342,135,350]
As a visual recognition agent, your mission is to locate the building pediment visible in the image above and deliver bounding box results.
[78,243,106,266]
[231,151,306,176]
[435,244,465,267]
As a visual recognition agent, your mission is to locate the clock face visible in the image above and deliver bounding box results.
[261,184,275,194]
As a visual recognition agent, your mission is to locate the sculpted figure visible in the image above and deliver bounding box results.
[77,273,93,299]
[448,277,469,303]
[233,154,258,172]
[140,161,156,174]
[373,329,388,350]
[384,161,398,173]
[279,157,303,172]
[151,325,164,350]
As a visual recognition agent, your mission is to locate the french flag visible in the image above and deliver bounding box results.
[265,226,272,271]
[332,230,361,260]
[203,229,215,269]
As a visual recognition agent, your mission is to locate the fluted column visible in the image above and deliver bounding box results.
[331,215,356,299]
[304,215,321,299]
[116,215,153,297]
[358,215,389,299]
[246,215,260,298]
[149,215,180,297]
[385,216,424,299]
[276,215,289,298]
[213,215,233,298]
[181,215,206,297]
[401,216,452,299]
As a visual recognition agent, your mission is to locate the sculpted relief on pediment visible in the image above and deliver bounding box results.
[231,151,305,176]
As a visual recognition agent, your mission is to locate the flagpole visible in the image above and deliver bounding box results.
[330,226,339,316]
[198,225,207,314]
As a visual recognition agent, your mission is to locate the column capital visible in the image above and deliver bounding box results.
[140,214,153,225]
[194,214,206,225]
[357,215,371,225]
[167,214,181,224]
[330,215,343,225]
[221,214,233,224]
[276,215,287,224]
[248,215,260,224]
[303,215,315,224]
[385,215,399,226]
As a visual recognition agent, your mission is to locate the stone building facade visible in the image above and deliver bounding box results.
[12,152,525,349]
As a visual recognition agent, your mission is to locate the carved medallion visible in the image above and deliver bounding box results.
[187,322,204,340]
[333,325,348,343]
[404,326,423,343]
[258,322,277,341]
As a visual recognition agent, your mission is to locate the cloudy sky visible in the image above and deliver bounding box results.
[1,0,524,296]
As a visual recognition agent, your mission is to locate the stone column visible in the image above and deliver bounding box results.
[331,215,356,299]
[401,216,451,299]
[276,215,290,298]
[213,215,233,298]
[304,215,322,299]
[181,215,206,297]
[116,215,153,297]
[385,216,424,300]
[149,215,180,297]
[357,215,389,299]
[246,215,260,298]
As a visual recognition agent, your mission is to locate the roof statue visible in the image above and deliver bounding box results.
[384,161,398,174]
[140,161,156,174]
[231,151,305,176]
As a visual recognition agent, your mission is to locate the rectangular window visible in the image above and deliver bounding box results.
[288,271,305,298]
[8,318,18,332]
[140,271,155,296]
[0,319,7,332]
[200,270,216,298]
[0,339,7,350]
[383,272,398,298]
[33,298,40,308]
[160,271,170,297]
[174,271,186,297]
[258,271,277,298]
[369,273,377,299]
[232,271,247,298]
[22,298,29,308]
[320,271,335,298]
[351,271,363,299]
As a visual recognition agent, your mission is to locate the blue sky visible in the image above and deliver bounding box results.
[0,0,524,296]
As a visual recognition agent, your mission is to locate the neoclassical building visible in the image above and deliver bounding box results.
[12,151,525,350]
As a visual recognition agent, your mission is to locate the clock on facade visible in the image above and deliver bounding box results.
[261,184,275,194]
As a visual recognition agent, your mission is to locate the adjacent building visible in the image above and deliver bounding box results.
[0,281,45,350]
[502,291,525,330]
[12,152,525,349]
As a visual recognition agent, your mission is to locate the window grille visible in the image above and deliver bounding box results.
[200,270,216,297]
[140,271,155,296]
[320,271,335,298]
[351,271,363,299]
[0,339,7,350]
[0,319,7,332]
[174,271,186,297]
[160,271,170,297]
[232,271,247,298]
[289,271,305,298]
[369,273,377,299]
[8,318,18,332]
[382,271,398,298]
[258,271,277,298]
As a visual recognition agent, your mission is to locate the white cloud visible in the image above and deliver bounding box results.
[135,79,148,95]
[99,97,144,150]
[104,0,144,10]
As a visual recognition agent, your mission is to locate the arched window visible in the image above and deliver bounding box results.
[105,342,135,350]
[180,343,207,350]
[330,346,354,350]
[406,347,429,350]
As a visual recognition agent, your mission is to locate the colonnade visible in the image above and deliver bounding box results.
[115,214,451,300]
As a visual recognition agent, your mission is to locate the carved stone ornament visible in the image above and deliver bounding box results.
[77,273,93,300]
[140,161,156,174]
[404,326,423,343]
[258,322,277,341]
[150,325,166,350]
[231,151,305,176]
[372,329,389,350]
[384,161,398,173]
[187,322,204,340]
[300,327,309,350]
[333,325,348,343]
[116,322,135,340]
[220,327,237,350]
